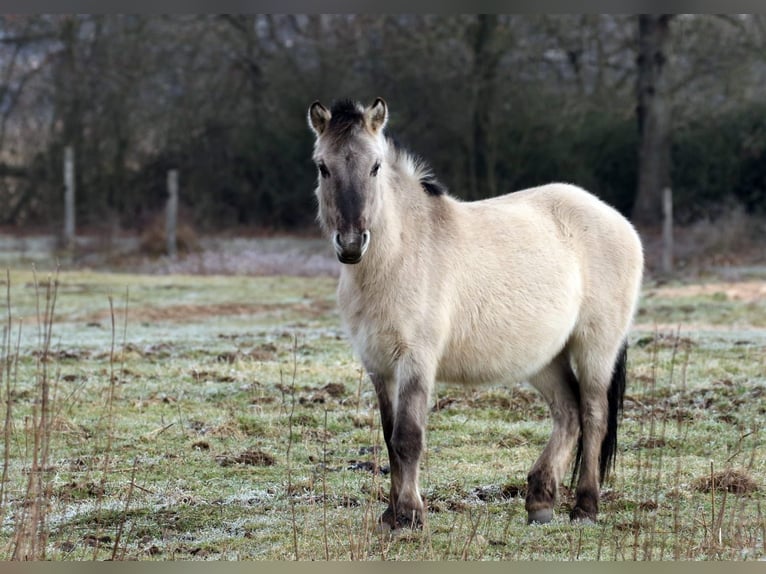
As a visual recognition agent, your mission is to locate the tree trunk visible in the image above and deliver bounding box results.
[53,16,84,227]
[469,14,501,200]
[633,14,673,226]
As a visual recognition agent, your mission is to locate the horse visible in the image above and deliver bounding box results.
[307,97,644,530]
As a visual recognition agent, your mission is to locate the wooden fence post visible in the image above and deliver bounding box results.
[662,186,673,274]
[63,146,75,250]
[166,169,179,259]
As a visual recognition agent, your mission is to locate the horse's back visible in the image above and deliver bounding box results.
[471,182,643,281]
[485,182,644,321]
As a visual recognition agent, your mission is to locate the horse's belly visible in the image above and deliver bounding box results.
[436,336,562,385]
[436,297,579,386]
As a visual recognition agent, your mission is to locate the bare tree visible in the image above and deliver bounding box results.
[467,15,503,200]
[633,14,674,226]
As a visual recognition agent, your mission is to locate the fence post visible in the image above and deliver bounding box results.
[661,186,673,274]
[63,146,75,250]
[166,169,179,259]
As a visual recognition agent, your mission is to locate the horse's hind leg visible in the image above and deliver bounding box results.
[569,376,608,522]
[569,339,626,523]
[526,353,581,524]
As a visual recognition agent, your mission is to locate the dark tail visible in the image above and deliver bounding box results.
[570,341,628,487]
[600,342,627,483]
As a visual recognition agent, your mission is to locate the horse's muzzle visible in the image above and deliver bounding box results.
[333,230,370,264]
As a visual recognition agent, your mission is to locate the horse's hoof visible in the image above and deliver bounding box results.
[527,508,553,524]
[377,509,396,531]
[395,512,423,530]
[378,504,423,531]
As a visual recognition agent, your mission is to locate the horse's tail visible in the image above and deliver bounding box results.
[570,341,628,487]
[600,342,628,483]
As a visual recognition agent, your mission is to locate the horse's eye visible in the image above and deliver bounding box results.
[370,161,381,177]
[318,162,330,179]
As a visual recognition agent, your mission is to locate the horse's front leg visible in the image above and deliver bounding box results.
[370,373,400,530]
[373,359,432,530]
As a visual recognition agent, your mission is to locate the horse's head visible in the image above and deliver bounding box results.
[308,98,388,265]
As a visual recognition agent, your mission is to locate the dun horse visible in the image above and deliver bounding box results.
[308,98,644,529]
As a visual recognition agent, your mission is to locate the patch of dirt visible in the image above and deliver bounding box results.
[248,342,279,361]
[249,395,276,405]
[67,457,95,471]
[349,413,373,428]
[346,460,389,475]
[649,281,766,304]
[107,342,173,360]
[56,480,106,502]
[190,369,236,383]
[298,383,346,406]
[31,348,92,361]
[83,534,112,548]
[472,482,526,501]
[432,397,458,411]
[692,468,759,494]
[299,392,329,405]
[321,382,346,398]
[172,545,209,558]
[336,495,361,507]
[213,351,239,363]
[635,436,671,449]
[216,448,276,467]
[639,499,659,511]
[635,331,695,350]
[207,422,246,440]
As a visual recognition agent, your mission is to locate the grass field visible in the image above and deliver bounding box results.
[0,240,764,561]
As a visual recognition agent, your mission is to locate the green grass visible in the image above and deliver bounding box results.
[0,266,764,560]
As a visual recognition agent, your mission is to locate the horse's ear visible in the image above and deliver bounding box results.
[366,97,388,134]
[308,101,331,136]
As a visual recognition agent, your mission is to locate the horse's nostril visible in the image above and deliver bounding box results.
[333,232,343,251]
[362,230,371,249]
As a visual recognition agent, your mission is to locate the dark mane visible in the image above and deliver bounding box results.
[420,174,447,197]
[328,99,365,139]
[388,135,447,197]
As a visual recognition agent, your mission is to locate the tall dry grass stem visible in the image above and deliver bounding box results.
[11,268,59,560]
[284,333,299,560]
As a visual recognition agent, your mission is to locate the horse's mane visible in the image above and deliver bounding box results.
[388,137,447,197]
[328,99,365,140]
